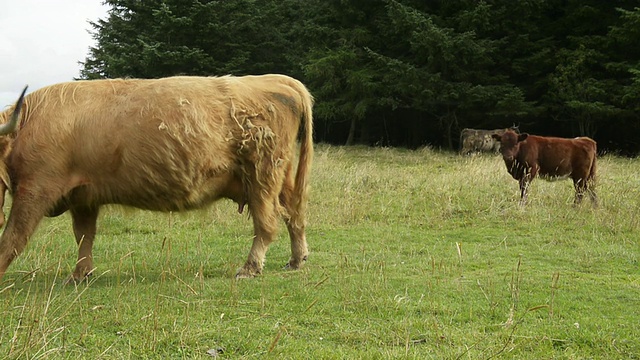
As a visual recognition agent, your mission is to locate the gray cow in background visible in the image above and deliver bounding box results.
[459,126,519,155]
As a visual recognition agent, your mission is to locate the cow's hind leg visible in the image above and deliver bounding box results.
[573,178,585,205]
[587,185,598,207]
[574,178,597,207]
[279,166,308,270]
[236,191,281,278]
[68,206,99,282]
[573,174,594,206]
[236,152,286,278]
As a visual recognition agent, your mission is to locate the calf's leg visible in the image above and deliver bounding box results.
[518,178,530,205]
[573,170,598,206]
[573,179,586,205]
[574,178,598,207]
[518,167,537,205]
[587,186,598,207]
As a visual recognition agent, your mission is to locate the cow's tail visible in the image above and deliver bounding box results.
[292,87,314,227]
[587,141,598,206]
[588,146,597,187]
[590,154,597,182]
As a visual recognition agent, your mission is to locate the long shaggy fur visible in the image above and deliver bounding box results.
[0,74,314,280]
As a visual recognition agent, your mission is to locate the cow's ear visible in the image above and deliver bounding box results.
[518,133,529,142]
[492,134,502,141]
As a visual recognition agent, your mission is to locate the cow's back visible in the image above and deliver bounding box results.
[519,135,596,177]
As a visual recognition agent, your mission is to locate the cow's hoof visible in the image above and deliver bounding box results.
[235,267,260,279]
[284,255,308,270]
[64,275,84,286]
[65,271,92,285]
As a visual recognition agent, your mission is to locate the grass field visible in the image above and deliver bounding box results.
[0,144,638,359]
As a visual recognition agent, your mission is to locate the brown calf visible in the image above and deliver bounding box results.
[492,130,597,205]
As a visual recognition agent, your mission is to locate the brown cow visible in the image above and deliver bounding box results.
[0,74,314,282]
[460,126,518,155]
[492,130,597,205]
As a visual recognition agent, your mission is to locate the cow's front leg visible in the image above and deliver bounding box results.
[519,167,537,205]
[68,206,99,283]
[0,184,56,281]
[519,178,530,205]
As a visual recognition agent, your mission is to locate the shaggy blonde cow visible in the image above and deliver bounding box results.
[0,75,314,282]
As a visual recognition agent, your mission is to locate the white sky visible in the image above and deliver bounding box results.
[0,0,109,108]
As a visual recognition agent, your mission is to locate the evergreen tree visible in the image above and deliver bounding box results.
[79,0,640,152]
[81,0,305,79]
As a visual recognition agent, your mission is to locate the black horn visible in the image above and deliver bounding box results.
[0,85,28,135]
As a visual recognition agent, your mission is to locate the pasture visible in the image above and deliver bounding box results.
[0,145,638,359]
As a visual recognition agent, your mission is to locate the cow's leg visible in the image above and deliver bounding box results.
[279,166,308,270]
[574,177,598,207]
[236,152,286,278]
[0,186,55,281]
[236,192,280,278]
[69,206,99,282]
[518,178,530,205]
[573,178,586,205]
[587,184,598,207]
[519,168,537,205]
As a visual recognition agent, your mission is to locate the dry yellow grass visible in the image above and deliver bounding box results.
[0,144,638,359]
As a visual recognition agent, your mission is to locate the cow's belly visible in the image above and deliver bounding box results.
[74,164,243,212]
[539,173,570,182]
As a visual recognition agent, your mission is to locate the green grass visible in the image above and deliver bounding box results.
[0,145,639,359]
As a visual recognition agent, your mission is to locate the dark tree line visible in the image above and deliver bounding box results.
[81,0,640,154]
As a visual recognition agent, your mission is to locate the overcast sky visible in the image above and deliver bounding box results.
[0,0,108,108]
